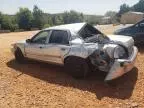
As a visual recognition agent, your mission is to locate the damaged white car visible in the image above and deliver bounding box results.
[11,23,138,81]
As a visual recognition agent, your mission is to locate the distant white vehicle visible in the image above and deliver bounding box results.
[11,23,138,81]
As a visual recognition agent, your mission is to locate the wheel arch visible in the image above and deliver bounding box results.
[14,44,25,56]
[64,55,92,78]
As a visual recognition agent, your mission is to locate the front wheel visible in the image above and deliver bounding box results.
[64,57,90,79]
[14,48,25,63]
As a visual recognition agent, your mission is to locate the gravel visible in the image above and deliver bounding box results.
[0,27,143,108]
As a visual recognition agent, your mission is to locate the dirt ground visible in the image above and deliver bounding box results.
[0,25,144,108]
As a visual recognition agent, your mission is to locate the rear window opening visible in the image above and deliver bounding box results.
[79,24,102,39]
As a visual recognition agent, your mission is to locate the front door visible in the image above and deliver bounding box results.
[25,30,51,61]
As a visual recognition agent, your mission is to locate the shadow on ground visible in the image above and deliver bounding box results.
[7,59,138,100]
[137,46,144,54]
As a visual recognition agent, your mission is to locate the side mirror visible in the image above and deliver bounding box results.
[26,39,32,43]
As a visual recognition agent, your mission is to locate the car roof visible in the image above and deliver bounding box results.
[44,22,86,34]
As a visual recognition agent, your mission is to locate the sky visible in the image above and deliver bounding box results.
[0,0,139,15]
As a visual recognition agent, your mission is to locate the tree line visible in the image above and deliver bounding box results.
[0,0,144,32]
[118,0,144,16]
[0,5,84,31]
[0,5,120,32]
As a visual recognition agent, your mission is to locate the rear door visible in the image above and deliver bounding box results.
[43,30,71,64]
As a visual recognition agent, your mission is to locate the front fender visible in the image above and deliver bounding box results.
[14,43,25,56]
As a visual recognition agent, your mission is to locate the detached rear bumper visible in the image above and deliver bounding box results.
[105,46,138,81]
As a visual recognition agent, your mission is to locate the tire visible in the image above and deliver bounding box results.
[14,48,25,63]
[64,57,90,79]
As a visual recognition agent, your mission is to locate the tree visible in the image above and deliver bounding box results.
[69,10,84,23]
[53,15,64,25]
[0,12,2,29]
[118,0,144,16]
[43,13,53,26]
[105,11,117,17]
[118,4,130,16]
[62,12,69,24]
[105,11,119,24]
[1,15,19,31]
[1,15,12,30]
[63,10,84,24]
[84,15,103,25]
[133,0,144,12]
[16,8,33,30]
[32,5,44,29]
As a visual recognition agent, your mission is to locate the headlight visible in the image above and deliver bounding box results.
[114,46,126,59]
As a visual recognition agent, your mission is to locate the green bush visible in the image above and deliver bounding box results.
[10,24,19,32]
[16,8,33,30]
[43,24,51,29]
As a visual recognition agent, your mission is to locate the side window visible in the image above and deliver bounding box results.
[49,30,69,45]
[31,31,50,44]
[79,24,101,39]
[139,20,144,27]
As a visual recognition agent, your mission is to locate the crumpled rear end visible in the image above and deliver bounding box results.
[105,46,138,81]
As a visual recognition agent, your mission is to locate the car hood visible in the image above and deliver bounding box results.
[120,24,132,29]
[107,35,134,48]
[114,25,133,35]
[116,24,133,31]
